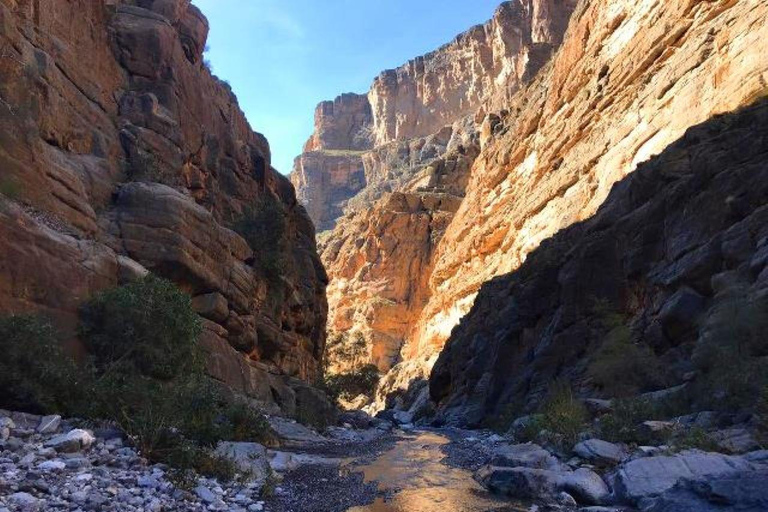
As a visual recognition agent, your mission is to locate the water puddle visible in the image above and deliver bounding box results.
[346,431,525,512]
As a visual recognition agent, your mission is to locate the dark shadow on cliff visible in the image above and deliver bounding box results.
[429,97,768,427]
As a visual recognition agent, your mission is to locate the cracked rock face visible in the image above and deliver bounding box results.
[0,0,327,409]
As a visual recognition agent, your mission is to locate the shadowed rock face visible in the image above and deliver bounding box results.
[0,0,328,412]
[430,98,768,426]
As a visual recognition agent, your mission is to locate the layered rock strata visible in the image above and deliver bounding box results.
[0,0,327,414]
[431,98,768,424]
[292,0,578,375]
[414,0,768,384]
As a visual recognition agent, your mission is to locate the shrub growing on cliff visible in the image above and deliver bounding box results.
[79,275,272,479]
[693,291,768,412]
[323,364,381,403]
[0,315,81,414]
[537,381,589,450]
[231,194,287,281]
[588,301,668,397]
[80,274,203,380]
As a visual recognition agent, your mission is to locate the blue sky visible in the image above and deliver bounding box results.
[193,0,502,174]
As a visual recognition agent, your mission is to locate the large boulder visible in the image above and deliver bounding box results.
[214,442,269,482]
[611,450,768,504]
[641,469,768,512]
[476,465,609,505]
[490,443,567,471]
[574,439,628,465]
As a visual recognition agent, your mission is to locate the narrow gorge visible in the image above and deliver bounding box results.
[2,1,768,511]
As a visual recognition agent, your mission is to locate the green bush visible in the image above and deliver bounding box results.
[598,398,665,445]
[693,291,768,412]
[325,331,369,371]
[2,277,273,482]
[672,427,720,453]
[537,381,589,449]
[80,274,203,380]
[231,194,287,281]
[588,303,668,398]
[323,364,381,403]
[78,275,272,479]
[0,315,82,414]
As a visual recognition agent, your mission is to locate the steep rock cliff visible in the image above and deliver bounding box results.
[411,0,768,378]
[431,98,768,425]
[0,0,327,414]
[292,0,578,376]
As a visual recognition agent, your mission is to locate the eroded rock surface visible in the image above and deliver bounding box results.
[292,0,578,378]
[0,0,327,412]
[431,98,768,424]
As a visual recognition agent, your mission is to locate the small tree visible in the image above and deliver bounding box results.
[79,274,203,380]
[0,315,81,414]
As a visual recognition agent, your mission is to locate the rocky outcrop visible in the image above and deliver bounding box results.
[0,0,327,412]
[367,0,579,146]
[302,93,372,153]
[430,98,768,424]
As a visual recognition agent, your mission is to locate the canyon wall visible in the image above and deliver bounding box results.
[415,0,768,373]
[292,0,578,376]
[432,97,768,425]
[294,0,768,415]
[0,0,328,416]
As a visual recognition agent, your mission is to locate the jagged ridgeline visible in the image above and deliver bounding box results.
[0,0,329,419]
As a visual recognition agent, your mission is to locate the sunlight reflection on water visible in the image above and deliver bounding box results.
[346,431,525,512]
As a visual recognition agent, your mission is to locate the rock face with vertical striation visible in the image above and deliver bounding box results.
[292,0,578,377]
[0,0,328,414]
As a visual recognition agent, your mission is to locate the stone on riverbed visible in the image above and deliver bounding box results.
[44,429,95,453]
[640,469,768,512]
[476,465,609,505]
[37,415,61,434]
[610,449,768,504]
[574,439,628,465]
[215,442,269,481]
[490,443,568,471]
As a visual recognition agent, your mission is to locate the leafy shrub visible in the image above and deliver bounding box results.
[231,195,287,281]
[323,364,381,403]
[80,274,203,380]
[537,381,589,449]
[598,398,663,445]
[693,291,768,412]
[672,427,720,452]
[3,277,273,482]
[78,275,271,480]
[0,315,82,414]
[325,331,369,371]
[482,402,523,434]
[589,302,668,397]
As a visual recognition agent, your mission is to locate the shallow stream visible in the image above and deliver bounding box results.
[346,431,524,512]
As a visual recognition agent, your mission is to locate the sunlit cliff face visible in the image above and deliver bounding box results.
[296,0,768,411]
[411,0,768,379]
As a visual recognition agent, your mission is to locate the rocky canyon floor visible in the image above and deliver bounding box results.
[4,407,768,512]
